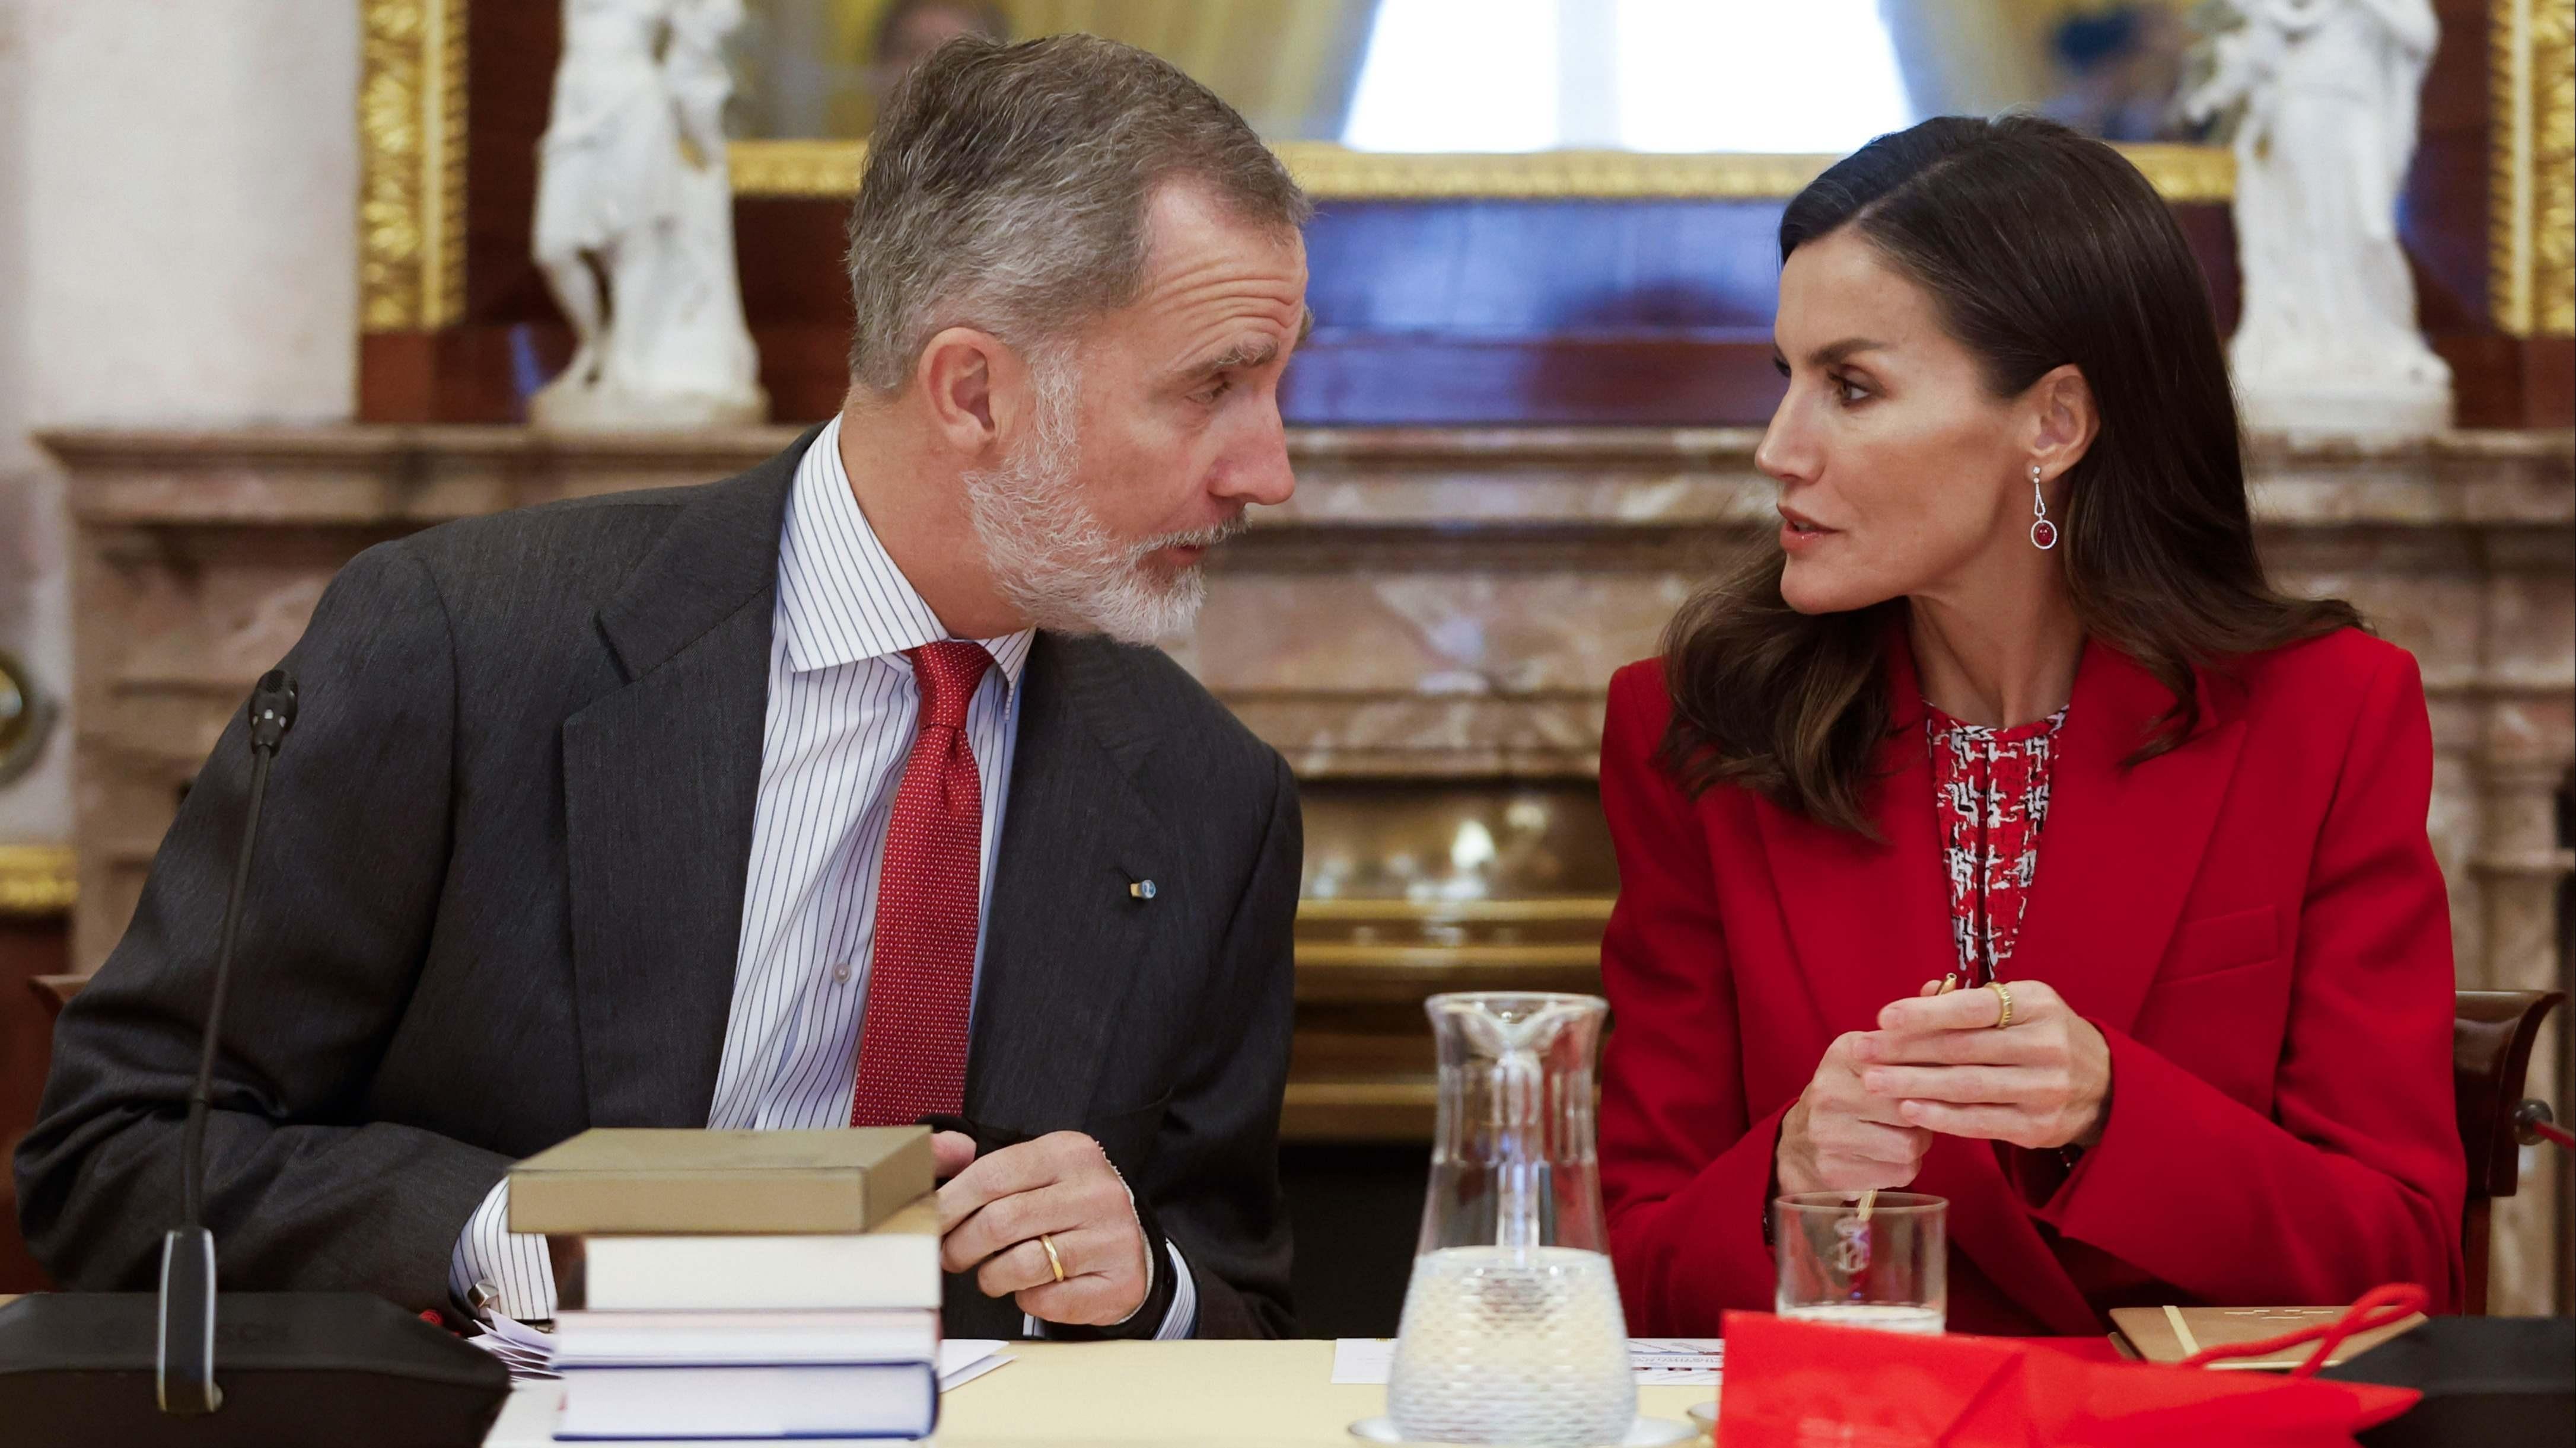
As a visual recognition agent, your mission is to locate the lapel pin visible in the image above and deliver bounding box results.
[1128,879,1157,901]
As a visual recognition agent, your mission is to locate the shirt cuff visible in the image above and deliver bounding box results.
[1150,1239,1198,1339]
[448,1176,559,1322]
[1022,1240,1197,1341]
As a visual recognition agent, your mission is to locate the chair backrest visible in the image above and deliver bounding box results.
[2454,988,2566,1316]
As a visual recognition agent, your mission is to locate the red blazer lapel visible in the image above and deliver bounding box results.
[2011,642,2249,1041]
[1962,642,2247,1334]
[1748,671,1950,1043]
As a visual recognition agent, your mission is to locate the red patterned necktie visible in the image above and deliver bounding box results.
[849,640,994,1128]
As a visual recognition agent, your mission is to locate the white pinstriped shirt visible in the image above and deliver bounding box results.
[450,417,1196,1338]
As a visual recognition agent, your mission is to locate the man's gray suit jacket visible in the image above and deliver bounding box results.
[14,430,1301,1340]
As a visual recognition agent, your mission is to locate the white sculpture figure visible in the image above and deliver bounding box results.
[2187,0,2451,439]
[531,0,766,429]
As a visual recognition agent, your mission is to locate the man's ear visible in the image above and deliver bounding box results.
[914,327,1023,458]
[2025,363,2100,483]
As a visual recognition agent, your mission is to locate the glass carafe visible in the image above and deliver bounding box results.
[1385,993,1635,1447]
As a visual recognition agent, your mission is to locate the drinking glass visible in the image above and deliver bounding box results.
[1384,993,1635,1447]
[1771,1191,1947,1335]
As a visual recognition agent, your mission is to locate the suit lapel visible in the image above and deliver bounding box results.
[1941,641,2245,1334]
[1747,697,2093,1332]
[2011,641,2246,1039]
[1752,640,1953,1041]
[1757,633,2246,1043]
[967,636,1174,1135]
[560,432,815,1127]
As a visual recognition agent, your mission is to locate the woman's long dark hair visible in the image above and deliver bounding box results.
[1659,114,2359,835]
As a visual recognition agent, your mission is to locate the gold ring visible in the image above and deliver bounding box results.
[1039,1232,1065,1284]
[1988,980,2014,1030]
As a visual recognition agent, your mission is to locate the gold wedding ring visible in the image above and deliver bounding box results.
[1988,980,2014,1030]
[1039,1232,1066,1283]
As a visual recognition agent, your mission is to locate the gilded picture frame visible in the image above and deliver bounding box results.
[723,136,2237,203]
[359,0,469,333]
[2494,0,2576,336]
[352,0,2571,340]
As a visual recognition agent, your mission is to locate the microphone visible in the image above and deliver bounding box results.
[161,669,297,1414]
[0,670,510,1447]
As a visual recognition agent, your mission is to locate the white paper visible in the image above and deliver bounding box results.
[1331,1337,1397,1384]
[938,1338,1013,1391]
[1332,1337,1723,1387]
[470,1311,562,1380]
[472,1318,1012,1393]
[1625,1337,1726,1386]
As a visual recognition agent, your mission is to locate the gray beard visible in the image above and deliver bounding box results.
[960,358,1243,645]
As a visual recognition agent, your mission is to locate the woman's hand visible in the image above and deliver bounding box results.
[1776,1032,1935,1195]
[1858,979,2112,1150]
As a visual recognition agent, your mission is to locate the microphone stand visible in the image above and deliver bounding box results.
[157,671,297,1415]
[0,668,510,1447]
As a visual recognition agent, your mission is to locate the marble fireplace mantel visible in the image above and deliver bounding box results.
[49,425,2576,775]
[52,423,2576,528]
[43,423,2576,1312]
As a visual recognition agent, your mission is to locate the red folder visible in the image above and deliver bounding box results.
[1717,1310,2421,1447]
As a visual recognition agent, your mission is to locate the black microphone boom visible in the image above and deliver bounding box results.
[0,669,511,1447]
[161,670,294,1417]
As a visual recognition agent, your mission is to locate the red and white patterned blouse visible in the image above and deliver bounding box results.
[1928,704,2069,988]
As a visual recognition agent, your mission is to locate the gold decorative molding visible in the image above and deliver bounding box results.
[2547,0,2575,335]
[2115,143,2238,205]
[2493,0,2576,336]
[728,138,868,198]
[1297,896,1616,924]
[1281,1080,1436,1141]
[0,844,76,917]
[1296,943,1603,969]
[358,0,467,332]
[729,139,2235,203]
[1272,144,1847,200]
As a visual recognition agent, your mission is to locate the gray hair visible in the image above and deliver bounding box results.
[843,34,1311,393]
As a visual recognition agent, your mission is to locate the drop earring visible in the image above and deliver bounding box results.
[2029,464,2058,551]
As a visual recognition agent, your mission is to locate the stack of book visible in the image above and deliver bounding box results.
[510,1127,959,1443]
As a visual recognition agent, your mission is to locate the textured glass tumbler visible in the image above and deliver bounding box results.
[1772,1191,1947,1335]
[1384,993,1635,1447]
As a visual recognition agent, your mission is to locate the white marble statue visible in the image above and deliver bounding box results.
[2187,0,2452,438]
[531,0,766,429]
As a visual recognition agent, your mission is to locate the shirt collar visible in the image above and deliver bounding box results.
[776,414,1034,687]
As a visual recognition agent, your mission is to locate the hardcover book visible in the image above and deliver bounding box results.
[508,1127,934,1236]
[549,1197,944,1312]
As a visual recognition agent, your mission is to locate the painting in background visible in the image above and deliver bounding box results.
[725,0,2214,152]
[727,0,1380,142]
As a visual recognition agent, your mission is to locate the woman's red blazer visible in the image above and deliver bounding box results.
[1596,627,2466,1336]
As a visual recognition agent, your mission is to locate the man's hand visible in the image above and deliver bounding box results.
[935,1131,1151,1327]
[931,1130,978,1180]
[1858,979,2112,1150]
[1776,1032,1935,1195]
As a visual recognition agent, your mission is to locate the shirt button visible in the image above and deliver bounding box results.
[831,962,853,984]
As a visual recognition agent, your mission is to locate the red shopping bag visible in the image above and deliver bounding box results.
[1717,1291,2424,1448]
